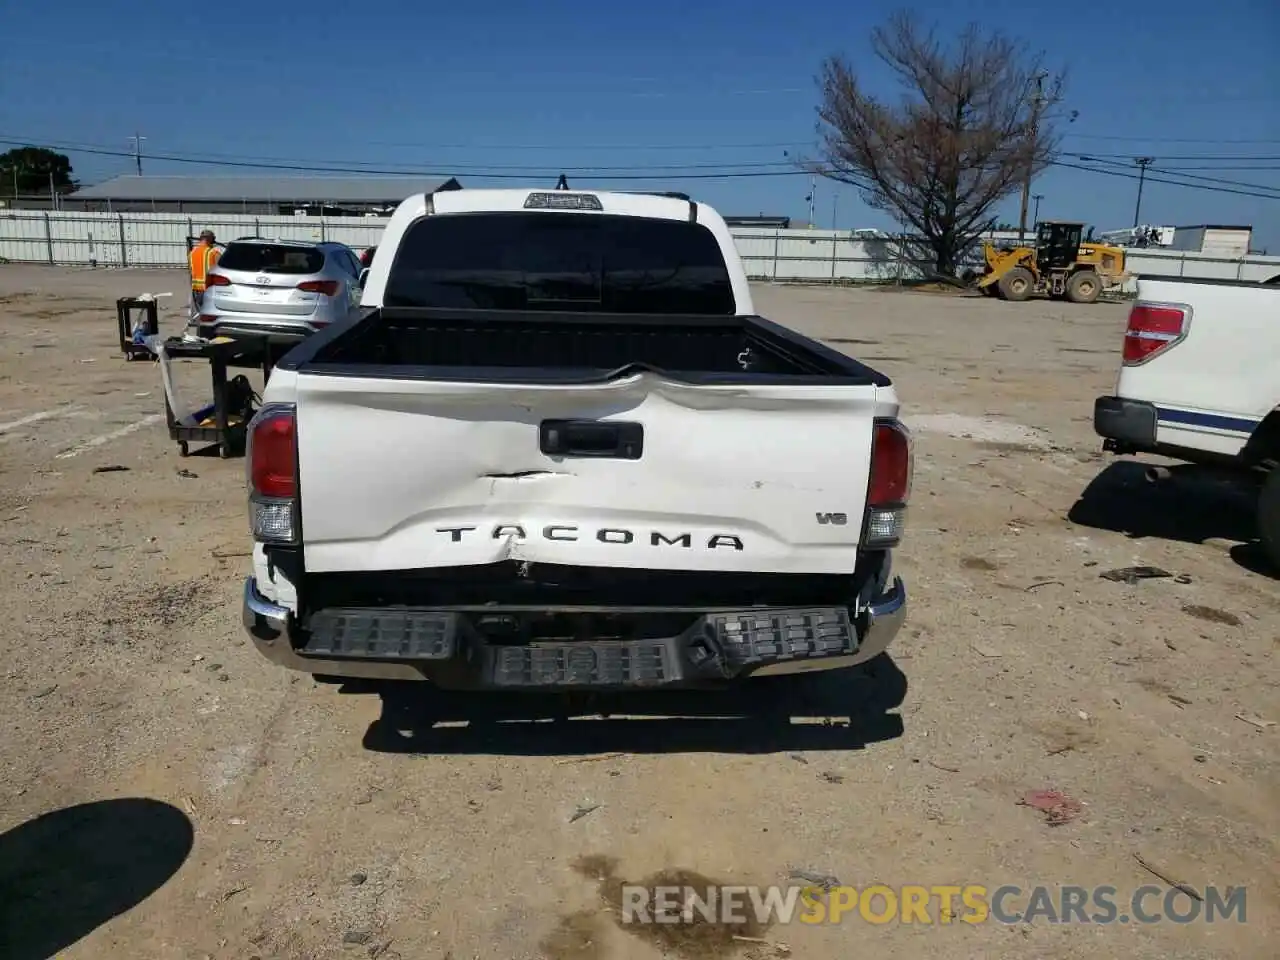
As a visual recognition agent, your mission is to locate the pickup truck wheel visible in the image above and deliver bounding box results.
[998,267,1034,302]
[1258,468,1280,572]
[1066,270,1101,304]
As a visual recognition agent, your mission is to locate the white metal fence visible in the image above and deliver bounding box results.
[2,210,1278,285]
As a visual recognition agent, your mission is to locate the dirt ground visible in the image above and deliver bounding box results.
[0,266,1275,960]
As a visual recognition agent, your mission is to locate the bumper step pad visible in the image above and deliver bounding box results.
[305,609,456,660]
[712,608,857,668]
[492,642,673,687]
[297,605,859,687]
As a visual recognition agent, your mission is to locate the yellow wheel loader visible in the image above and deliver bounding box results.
[976,221,1129,304]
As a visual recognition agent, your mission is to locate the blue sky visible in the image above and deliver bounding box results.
[4,0,1279,246]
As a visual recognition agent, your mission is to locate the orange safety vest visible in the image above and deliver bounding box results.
[189,242,220,291]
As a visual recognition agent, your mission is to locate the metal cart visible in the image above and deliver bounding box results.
[162,336,275,458]
[116,297,160,361]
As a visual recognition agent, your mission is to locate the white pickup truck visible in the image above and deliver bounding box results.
[1093,275,1279,567]
[240,187,911,689]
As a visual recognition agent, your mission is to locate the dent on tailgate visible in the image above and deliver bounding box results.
[294,373,880,576]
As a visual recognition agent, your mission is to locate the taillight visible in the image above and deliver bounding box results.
[205,273,231,287]
[1123,302,1189,365]
[297,279,340,297]
[864,419,912,548]
[246,404,298,544]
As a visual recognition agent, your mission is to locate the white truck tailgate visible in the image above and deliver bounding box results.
[295,372,882,575]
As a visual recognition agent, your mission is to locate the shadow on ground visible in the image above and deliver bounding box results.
[355,655,907,756]
[1069,460,1274,576]
[0,798,194,960]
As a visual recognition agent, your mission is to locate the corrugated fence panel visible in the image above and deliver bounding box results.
[308,217,387,250]
[733,228,786,280]
[54,213,124,266]
[123,215,189,266]
[0,212,52,264]
[2,212,1279,286]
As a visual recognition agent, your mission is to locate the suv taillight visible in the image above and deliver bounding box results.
[1123,302,1189,365]
[247,404,298,544]
[297,279,340,296]
[206,273,231,287]
[864,419,912,548]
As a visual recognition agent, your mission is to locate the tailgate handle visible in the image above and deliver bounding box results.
[540,420,644,460]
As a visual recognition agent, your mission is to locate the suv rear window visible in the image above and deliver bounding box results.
[217,243,325,275]
[383,212,736,314]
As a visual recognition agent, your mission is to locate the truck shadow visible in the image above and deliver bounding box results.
[355,655,906,756]
[1068,461,1273,576]
[0,798,194,960]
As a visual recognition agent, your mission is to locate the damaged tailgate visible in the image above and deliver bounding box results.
[294,371,882,575]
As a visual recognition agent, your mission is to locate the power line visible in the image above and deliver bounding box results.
[12,132,817,154]
[1154,164,1280,171]
[1051,159,1280,201]
[13,132,1280,172]
[0,138,810,182]
[1064,134,1280,145]
[5,135,1278,199]
[1073,155,1280,195]
[0,135,803,175]
[87,147,804,174]
[1065,150,1280,162]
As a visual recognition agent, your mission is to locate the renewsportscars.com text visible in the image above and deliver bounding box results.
[621,883,1247,926]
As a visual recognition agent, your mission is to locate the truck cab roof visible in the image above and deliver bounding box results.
[359,187,747,313]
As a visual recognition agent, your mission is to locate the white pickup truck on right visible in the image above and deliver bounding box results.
[1093,275,1280,568]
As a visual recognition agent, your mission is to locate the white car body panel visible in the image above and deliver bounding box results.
[1115,278,1277,457]
[294,372,890,576]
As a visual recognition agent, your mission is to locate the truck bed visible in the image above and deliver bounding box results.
[1136,274,1280,289]
[275,307,889,386]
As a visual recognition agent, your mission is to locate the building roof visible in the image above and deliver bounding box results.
[68,175,462,203]
[724,215,792,227]
[1173,224,1252,231]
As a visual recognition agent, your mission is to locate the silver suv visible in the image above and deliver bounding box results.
[198,238,365,343]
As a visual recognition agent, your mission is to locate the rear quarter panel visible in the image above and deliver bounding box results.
[1116,279,1279,456]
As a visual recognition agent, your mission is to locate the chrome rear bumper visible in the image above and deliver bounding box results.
[243,570,908,687]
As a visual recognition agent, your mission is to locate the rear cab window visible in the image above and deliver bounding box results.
[218,243,325,275]
[383,212,736,314]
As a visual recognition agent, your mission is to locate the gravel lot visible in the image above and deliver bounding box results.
[1,266,1276,960]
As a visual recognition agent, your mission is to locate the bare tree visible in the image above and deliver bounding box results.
[812,12,1066,277]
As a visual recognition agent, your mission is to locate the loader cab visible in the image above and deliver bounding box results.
[1036,221,1084,271]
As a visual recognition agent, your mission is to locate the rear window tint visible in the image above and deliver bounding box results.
[218,244,324,275]
[384,212,735,314]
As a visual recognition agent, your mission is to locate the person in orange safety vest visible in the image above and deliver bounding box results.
[189,230,222,311]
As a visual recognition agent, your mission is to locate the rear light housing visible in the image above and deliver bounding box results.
[525,192,603,211]
[864,418,912,548]
[1122,301,1190,365]
[246,403,299,544]
[297,279,340,297]
[205,273,231,287]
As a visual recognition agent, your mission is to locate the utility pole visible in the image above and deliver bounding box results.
[1032,193,1044,224]
[831,190,839,230]
[806,175,816,229]
[129,132,147,176]
[1132,157,1155,227]
[1018,72,1050,244]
